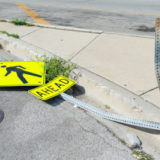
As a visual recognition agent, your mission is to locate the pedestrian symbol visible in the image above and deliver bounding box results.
[0,61,45,86]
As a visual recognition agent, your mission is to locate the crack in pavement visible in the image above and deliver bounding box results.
[20,27,42,38]
[61,103,130,152]
[139,86,158,96]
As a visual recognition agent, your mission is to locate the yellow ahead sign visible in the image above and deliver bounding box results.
[29,75,76,100]
[0,61,45,86]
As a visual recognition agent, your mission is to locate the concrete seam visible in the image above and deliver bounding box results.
[69,33,101,61]
[20,28,42,38]
[139,87,159,96]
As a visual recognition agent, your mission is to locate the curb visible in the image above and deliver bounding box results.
[35,23,103,34]
[31,23,153,39]
[0,19,103,34]
[0,19,154,39]
[78,67,160,121]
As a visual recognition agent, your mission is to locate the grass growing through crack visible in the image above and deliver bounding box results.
[37,56,76,83]
[0,30,19,39]
[0,18,34,26]
[0,19,7,22]
[119,138,126,145]
[0,44,2,49]
[10,19,34,26]
[132,150,154,160]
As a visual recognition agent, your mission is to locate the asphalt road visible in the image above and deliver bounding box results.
[0,50,136,159]
[0,0,159,36]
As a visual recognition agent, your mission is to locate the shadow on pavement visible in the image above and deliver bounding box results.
[0,86,35,91]
[72,84,85,96]
[45,84,85,107]
[46,96,64,107]
[0,84,85,95]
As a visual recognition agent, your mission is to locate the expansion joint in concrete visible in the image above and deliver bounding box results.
[20,28,41,38]
[69,33,102,61]
[139,87,159,96]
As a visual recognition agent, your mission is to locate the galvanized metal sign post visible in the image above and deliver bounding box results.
[155,18,160,89]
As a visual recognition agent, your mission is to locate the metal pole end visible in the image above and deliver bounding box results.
[155,18,160,29]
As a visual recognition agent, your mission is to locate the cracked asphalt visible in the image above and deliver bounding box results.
[0,50,136,160]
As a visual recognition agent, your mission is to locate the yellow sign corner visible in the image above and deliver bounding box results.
[29,75,76,100]
[0,61,45,87]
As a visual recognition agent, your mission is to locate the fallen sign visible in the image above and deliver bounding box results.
[29,76,160,131]
[29,75,160,130]
[0,61,45,86]
[29,75,76,100]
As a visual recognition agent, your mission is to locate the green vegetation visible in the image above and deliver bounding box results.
[38,56,76,83]
[10,19,34,26]
[0,44,2,49]
[119,138,126,145]
[132,150,154,160]
[0,30,19,39]
[0,18,34,27]
[105,105,110,109]
[0,19,7,22]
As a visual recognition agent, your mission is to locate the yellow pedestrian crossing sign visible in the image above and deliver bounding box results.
[29,75,76,100]
[0,61,45,86]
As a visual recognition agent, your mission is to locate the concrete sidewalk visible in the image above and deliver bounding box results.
[0,21,158,108]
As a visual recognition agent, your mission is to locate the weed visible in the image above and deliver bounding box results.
[119,138,126,145]
[0,30,19,39]
[10,19,34,26]
[0,44,2,49]
[37,55,76,83]
[0,19,7,22]
[105,105,110,109]
[132,150,154,160]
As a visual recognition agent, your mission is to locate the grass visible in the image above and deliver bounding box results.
[0,30,19,39]
[0,18,34,26]
[0,19,7,22]
[0,44,2,49]
[119,138,126,145]
[37,56,76,83]
[118,137,153,160]
[105,105,110,109]
[132,150,154,160]
[10,19,34,26]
